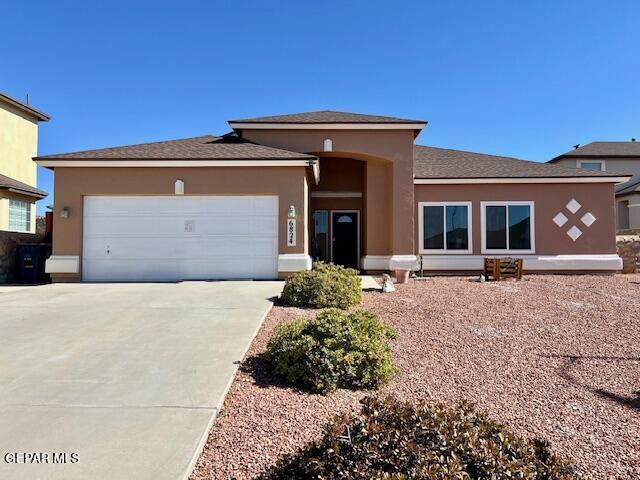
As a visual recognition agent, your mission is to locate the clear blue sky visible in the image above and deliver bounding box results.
[2,0,639,214]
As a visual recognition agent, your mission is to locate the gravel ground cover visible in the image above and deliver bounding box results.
[192,274,640,479]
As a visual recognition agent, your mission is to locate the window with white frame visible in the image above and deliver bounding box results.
[577,160,605,171]
[8,199,31,232]
[419,202,472,253]
[481,201,534,253]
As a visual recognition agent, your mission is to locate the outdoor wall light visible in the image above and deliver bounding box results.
[288,205,296,218]
[60,207,69,219]
[323,138,333,152]
[175,179,185,195]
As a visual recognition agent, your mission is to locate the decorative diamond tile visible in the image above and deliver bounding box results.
[552,212,568,227]
[566,199,581,214]
[566,225,583,241]
[581,212,596,227]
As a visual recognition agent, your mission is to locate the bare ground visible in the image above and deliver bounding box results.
[192,274,640,479]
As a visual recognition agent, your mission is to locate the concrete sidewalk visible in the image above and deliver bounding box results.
[0,281,283,480]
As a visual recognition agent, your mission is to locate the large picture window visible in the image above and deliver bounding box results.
[481,201,534,253]
[419,202,472,254]
[8,199,31,232]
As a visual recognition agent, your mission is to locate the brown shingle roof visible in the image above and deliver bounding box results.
[229,110,426,124]
[35,135,316,161]
[0,92,50,122]
[414,145,624,179]
[615,175,640,196]
[0,173,47,199]
[550,141,640,160]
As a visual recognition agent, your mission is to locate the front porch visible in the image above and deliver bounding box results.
[308,155,416,272]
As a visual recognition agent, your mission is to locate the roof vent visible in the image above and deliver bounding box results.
[573,144,580,149]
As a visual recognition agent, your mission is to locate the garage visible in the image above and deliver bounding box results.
[82,196,278,281]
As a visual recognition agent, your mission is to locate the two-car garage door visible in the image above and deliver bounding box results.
[82,196,278,281]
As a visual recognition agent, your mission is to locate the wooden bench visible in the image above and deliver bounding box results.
[483,257,523,281]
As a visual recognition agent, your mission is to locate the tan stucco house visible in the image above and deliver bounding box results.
[35,111,629,282]
[0,92,49,233]
[549,141,640,230]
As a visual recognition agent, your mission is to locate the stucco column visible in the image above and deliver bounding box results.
[364,160,392,257]
[389,143,417,270]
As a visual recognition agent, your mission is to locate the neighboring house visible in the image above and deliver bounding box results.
[0,92,49,233]
[35,111,629,282]
[549,141,640,230]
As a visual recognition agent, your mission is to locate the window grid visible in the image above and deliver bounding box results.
[8,199,31,232]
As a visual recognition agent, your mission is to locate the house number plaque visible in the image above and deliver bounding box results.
[287,218,296,246]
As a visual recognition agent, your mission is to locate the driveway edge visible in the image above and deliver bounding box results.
[181,294,278,480]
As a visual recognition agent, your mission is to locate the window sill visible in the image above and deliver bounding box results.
[481,249,535,255]
[419,249,473,255]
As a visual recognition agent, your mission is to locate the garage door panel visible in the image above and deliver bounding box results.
[82,196,278,281]
[84,216,187,237]
[84,236,278,261]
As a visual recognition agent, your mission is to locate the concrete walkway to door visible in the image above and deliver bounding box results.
[0,281,283,480]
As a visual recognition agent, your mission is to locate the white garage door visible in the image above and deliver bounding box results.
[82,196,278,281]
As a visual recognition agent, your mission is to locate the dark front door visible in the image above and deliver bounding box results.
[331,211,359,269]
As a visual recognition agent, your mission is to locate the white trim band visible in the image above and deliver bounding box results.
[278,254,312,272]
[35,159,315,168]
[414,177,630,184]
[361,255,419,270]
[229,122,426,130]
[311,191,362,198]
[419,254,622,271]
[45,255,80,274]
[361,255,391,270]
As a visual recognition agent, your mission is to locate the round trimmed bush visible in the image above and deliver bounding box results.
[280,262,361,309]
[265,308,397,393]
[257,396,580,479]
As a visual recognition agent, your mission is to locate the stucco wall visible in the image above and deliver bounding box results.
[553,156,640,176]
[51,166,309,280]
[414,182,617,255]
[241,129,415,256]
[0,100,39,186]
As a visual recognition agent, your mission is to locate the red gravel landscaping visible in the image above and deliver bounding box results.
[192,274,640,480]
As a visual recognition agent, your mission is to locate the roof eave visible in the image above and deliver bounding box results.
[0,93,51,122]
[1,186,47,199]
[413,176,631,184]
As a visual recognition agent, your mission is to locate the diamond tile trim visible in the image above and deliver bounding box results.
[553,212,568,227]
[581,212,596,227]
[567,225,582,241]
[566,199,581,214]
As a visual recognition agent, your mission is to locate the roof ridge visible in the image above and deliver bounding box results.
[228,110,427,124]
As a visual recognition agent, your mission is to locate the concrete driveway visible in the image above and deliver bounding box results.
[0,281,283,480]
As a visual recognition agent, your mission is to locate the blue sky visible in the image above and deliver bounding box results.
[2,0,639,214]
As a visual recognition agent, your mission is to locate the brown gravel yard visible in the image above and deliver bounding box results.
[192,275,640,480]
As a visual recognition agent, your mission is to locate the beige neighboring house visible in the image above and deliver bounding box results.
[548,141,640,230]
[0,92,49,233]
[35,110,629,282]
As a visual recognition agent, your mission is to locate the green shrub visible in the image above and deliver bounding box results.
[257,396,580,480]
[265,308,397,393]
[280,262,361,309]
